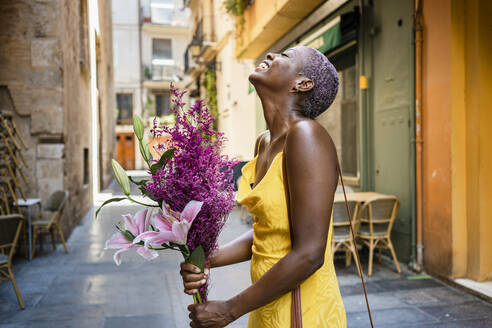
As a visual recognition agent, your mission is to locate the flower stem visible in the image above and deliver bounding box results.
[195,291,202,304]
[182,246,202,304]
[127,196,160,207]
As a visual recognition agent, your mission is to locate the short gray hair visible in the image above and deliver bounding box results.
[299,47,339,119]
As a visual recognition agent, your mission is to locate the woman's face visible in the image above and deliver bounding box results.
[249,47,307,92]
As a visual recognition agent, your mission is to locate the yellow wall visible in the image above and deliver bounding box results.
[424,0,492,281]
[235,0,325,59]
[450,0,468,278]
[463,0,492,281]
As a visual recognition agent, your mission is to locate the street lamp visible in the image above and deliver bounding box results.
[189,39,201,57]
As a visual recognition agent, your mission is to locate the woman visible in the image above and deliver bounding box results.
[181,46,346,327]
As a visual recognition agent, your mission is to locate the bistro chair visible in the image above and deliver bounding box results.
[0,214,25,309]
[0,185,9,215]
[356,196,401,276]
[331,200,361,274]
[32,191,68,257]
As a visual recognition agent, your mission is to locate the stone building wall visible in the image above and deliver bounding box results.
[0,0,114,237]
[97,0,116,189]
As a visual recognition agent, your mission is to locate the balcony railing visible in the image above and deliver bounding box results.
[147,62,183,81]
[141,5,191,27]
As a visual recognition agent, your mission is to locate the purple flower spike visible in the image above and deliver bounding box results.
[144,83,238,301]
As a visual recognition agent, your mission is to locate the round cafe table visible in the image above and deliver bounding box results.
[14,198,41,261]
[334,192,388,204]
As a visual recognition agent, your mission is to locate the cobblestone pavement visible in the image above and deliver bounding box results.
[1,202,492,327]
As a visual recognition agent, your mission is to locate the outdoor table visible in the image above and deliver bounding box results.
[14,198,41,261]
[334,192,387,204]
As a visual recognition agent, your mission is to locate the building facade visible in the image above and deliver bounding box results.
[421,0,492,282]
[227,0,492,283]
[184,0,257,160]
[112,0,192,170]
[0,0,115,234]
[236,0,416,263]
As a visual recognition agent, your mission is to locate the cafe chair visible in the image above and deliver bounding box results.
[331,200,361,274]
[32,191,68,258]
[0,214,25,309]
[356,196,401,276]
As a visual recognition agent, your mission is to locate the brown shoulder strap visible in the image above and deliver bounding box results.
[282,154,303,328]
[337,159,374,328]
[283,151,373,328]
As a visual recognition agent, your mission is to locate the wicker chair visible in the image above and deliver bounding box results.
[331,200,361,273]
[0,214,25,309]
[356,196,401,276]
[32,191,68,258]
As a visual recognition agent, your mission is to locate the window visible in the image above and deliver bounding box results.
[150,0,175,25]
[152,39,172,61]
[83,148,89,185]
[155,94,171,117]
[116,93,133,125]
[317,47,359,182]
[152,39,174,80]
[339,65,358,177]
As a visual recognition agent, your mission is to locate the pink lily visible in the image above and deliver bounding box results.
[134,200,203,247]
[105,208,158,266]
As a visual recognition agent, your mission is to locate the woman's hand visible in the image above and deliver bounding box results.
[180,261,209,295]
[188,300,236,328]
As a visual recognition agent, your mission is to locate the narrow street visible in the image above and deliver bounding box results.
[1,196,491,327]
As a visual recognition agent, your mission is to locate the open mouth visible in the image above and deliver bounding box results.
[255,61,270,71]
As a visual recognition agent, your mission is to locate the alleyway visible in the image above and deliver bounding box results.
[1,199,491,327]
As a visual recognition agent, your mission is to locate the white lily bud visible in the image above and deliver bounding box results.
[133,114,144,140]
[112,159,131,196]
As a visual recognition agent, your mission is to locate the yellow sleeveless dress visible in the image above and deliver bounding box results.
[237,152,347,328]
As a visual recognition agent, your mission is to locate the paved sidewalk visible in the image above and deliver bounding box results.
[1,203,492,327]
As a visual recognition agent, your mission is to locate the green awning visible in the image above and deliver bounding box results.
[306,21,341,54]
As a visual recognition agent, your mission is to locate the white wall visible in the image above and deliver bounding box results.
[112,0,145,168]
[112,0,141,115]
[113,29,141,85]
[112,0,141,88]
[112,0,139,25]
[141,30,189,70]
[213,0,257,161]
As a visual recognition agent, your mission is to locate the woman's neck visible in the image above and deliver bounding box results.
[258,90,303,141]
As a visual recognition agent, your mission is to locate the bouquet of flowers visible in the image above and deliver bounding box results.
[97,84,237,303]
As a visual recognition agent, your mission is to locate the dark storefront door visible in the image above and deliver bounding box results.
[116,132,135,170]
[371,0,415,261]
[373,106,413,260]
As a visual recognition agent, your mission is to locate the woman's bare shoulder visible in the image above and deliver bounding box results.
[285,120,336,157]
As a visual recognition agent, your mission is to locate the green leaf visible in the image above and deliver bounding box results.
[144,144,151,163]
[139,140,149,163]
[95,197,127,218]
[139,185,151,198]
[162,148,175,160]
[111,159,131,195]
[115,225,136,242]
[187,245,205,272]
[133,115,144,140]
[122,230,135,242]
[150,148,175,175]
[129,176,148,186]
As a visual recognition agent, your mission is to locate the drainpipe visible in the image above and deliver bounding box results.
[138,0,144,114]
[413,0,424,272]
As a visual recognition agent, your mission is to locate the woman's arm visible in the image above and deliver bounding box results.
[180,230,253,295]
[180,131,268,295]
[210,229,253,268]
[188,120,339,326]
